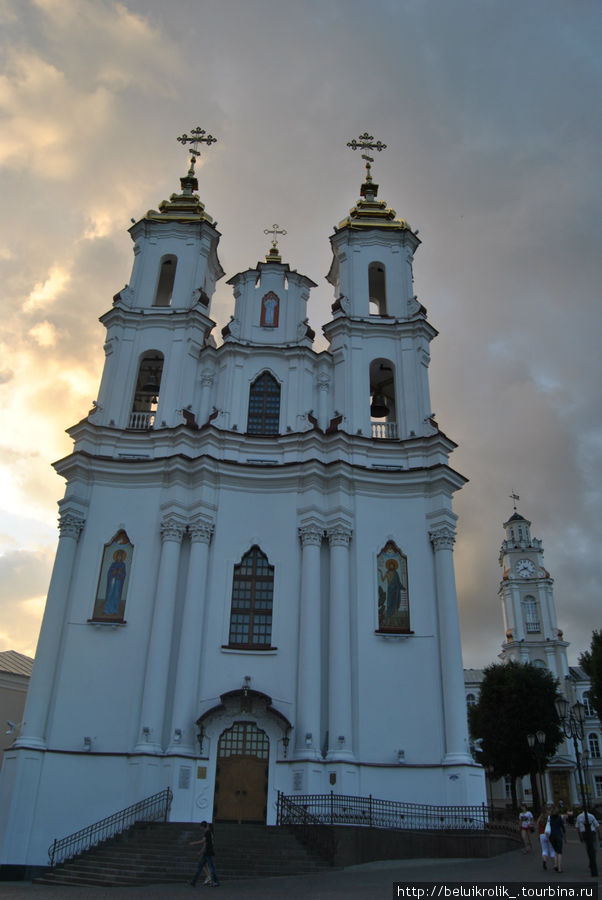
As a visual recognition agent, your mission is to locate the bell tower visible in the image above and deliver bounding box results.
[324,133,436,440]
[498,500,569,679]
[93,128,224,432]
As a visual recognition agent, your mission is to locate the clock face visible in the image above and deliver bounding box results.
[516,558,536,578]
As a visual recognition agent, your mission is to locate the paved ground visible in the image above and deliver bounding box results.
[0,836,599,899]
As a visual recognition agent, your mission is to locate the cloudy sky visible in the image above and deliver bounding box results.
[1,0,600,669]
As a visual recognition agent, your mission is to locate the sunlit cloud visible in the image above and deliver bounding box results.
[24,266,71,312]
[29,321,59,347]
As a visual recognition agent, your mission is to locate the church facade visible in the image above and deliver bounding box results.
[0,134,484,869]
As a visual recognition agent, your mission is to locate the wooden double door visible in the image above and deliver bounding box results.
[213,722,269,823]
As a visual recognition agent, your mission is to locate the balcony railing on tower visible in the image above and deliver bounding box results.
[371,421,398,439]
[128,411,156,430]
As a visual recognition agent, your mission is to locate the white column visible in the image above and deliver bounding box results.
[326,525,355,761]
[16,512,85,749]
[317,377,329,431]
[295,525,323,759]
[135,515,185,753]
[430,525,473,765]
[199,371,214,426]
[167,520,214,754]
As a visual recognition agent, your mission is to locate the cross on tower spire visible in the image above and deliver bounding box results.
[263,223,287,250]
[263,223,287,263]
[177,127,217,177]
[509,491,520,512]
[347,131,387,184]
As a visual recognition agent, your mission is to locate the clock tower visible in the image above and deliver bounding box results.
[498,510,569,679]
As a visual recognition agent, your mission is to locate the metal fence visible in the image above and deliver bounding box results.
[48,787,172,867]
[278,791,517,834]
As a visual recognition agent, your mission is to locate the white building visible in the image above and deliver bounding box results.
[0,138,485,871]
[465,509,602,809]
[0,652,33,767]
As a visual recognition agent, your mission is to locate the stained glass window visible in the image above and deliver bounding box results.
[227,546,274,649]
[247,372,280,435]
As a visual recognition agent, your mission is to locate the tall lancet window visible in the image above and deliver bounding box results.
[370,358,397,440]
[247,371,280,434]
[154,255,177,306]
[368,261,387,315]
[129,351,164,429]
[226,546,274,650]
[523,596,540,633]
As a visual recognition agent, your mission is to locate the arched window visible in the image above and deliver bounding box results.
[129,351,164,429]
[368,262,386,315]
[523,596,540,633]
[154,255,177,306]
[247,372,280,434]
[466,693,477,708]
[227,546,274,650]
[588,733,601,759]
[370,358,397,439]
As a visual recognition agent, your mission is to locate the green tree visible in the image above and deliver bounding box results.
[579,630,602,723]
[468,661,563,811]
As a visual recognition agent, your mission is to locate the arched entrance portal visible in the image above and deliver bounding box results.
[214,722,269,823]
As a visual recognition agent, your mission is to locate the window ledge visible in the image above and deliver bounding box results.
[220,645,278,655]
[374,630,414,641]
[87,619,127,628]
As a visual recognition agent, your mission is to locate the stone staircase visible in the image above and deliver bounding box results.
[35,822,333,886]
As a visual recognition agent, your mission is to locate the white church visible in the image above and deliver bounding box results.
[0,131,485,870]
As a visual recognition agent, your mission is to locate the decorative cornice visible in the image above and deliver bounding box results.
[429,526,456,550]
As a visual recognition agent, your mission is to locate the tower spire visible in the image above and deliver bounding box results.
[346,131,387,197]
[263,223,287,262]
[177,127,218,192]
[144,126,218,224]
[338,132,410,231]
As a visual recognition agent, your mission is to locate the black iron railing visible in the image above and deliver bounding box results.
[278,791,518,835]
[277,792,337,863]
[48,787,172,867]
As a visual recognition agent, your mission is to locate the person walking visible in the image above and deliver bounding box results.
[189,821,220,887]
[519,803,534,853]
[537,804,556,870]
[575,808,600,842]
[547,805,566,872]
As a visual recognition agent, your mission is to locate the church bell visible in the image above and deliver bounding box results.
[370,390,389,419]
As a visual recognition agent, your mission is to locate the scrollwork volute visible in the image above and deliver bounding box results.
[327,526,352,547]
[58,512,85,540]
[189,522,215,545]
[160,517,186,543]
[429,526,456,551]
[298,525,323,547]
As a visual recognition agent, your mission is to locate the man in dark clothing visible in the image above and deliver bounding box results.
[189,821,220,887]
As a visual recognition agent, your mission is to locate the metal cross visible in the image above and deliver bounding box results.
[347,132,387,180]
[177,127,217,174]
[264,223,287,250]
[510,491,520,511]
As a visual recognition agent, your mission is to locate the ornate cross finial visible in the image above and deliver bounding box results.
[510,491,520,511]
[177,126,217,175]
[263,223,287,250]
[347,131,387,182]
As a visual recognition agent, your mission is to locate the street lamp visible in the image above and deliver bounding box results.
[527,730,546,812]
[555,695,598,877]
